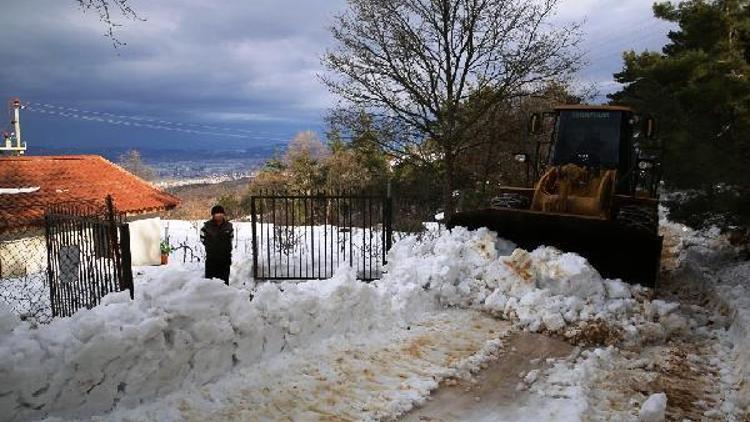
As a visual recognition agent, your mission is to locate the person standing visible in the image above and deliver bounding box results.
[201,205,233,285]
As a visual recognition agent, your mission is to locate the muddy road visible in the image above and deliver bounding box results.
[402,333,574,421]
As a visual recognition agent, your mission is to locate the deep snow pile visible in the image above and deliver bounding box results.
[383,227,684,346]
[658,207,750,414]
[0,266,430,421]
[710,259,750,412]
[0,225,688,420]
[94,310,507,421]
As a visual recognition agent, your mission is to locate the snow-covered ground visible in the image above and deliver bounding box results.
[163,219,435,282]
[0,213,748,421]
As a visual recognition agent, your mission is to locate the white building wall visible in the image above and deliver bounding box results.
[128,217,162,266]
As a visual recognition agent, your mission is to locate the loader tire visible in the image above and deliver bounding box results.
[616,205,658,235]
[491,193,530,210]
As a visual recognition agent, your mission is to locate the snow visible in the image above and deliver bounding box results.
[3,224,648,420]
[0,187,40,194]
[507,347,613,421]
[1,211,748,420]
[715,260,750,413]
[659,206,750,417]
[384,227,679,344]
[99,311,508,421]
[162,219,392,282]
[638,393,667,422]
[0,265,431,421]
[0,301,20,335]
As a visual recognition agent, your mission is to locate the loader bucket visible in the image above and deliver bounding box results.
[447,208,663,288]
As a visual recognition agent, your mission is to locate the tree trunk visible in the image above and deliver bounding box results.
[443,149,456,219]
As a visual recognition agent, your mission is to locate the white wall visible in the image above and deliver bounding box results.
[129,217,162,266]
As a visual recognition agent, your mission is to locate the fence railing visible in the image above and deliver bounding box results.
[250,193,393,281]
[44,196,133,318]
[0,196,134,323]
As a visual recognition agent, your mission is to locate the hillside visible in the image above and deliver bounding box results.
[164,177,251,220]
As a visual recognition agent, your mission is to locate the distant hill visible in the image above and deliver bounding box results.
[25,145,280,163]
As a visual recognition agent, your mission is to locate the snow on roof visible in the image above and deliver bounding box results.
[0,187,40,194]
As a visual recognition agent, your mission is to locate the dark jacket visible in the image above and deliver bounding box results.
[201,219,234,262]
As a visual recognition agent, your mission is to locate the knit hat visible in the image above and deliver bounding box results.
[211,205,225,215]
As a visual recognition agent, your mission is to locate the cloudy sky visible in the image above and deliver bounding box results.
[0,0,673,154]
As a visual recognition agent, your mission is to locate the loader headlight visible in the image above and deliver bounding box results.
[638,161,654,170]
[514,153,529,163]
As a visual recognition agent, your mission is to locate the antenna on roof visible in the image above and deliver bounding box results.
[2,97,27,156]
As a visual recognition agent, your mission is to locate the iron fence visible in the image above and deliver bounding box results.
[0,196,133,323]
[45,196,133,318]
[250,192,393,281]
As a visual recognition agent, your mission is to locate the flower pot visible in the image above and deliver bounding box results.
[160,254,169,265]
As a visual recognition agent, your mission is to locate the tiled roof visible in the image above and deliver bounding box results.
[0,155,180,228]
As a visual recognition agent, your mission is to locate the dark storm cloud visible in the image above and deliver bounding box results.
[0,0,668,150]
[0,1,344,132]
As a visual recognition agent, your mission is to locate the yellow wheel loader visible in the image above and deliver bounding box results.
[448,105,664,287]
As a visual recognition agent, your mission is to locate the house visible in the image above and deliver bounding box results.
[0,155,180,275]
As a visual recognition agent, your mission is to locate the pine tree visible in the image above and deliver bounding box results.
[610,0,750,228]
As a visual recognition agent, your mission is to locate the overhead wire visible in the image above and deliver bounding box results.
[27,102,284,137]
[23,101,295,143]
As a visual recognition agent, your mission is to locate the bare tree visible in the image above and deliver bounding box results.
[118,149,156,181]
[322,0,582,216]
[76,0,142,47]
[285,131,330,164]
[284,131,330,193]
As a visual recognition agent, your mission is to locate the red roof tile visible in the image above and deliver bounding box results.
[0,155,180,229]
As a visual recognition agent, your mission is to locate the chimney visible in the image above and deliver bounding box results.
[2,98,27,156]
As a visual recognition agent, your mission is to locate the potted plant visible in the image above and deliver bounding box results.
[160,240,173,265]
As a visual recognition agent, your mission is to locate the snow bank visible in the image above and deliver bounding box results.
[659,207,737,271]
[0,301,20,336]
[383,227,678,344]
[0,224,693,420]
[96,310,506,421]
[659,208,749,416]
[0,266,431,421]
[715,261,750,413]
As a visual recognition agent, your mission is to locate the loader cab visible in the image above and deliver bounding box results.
[529,105,660,196]
[551,107,629,170]
[449,105,665,287]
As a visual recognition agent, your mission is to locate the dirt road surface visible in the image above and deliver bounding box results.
[401,333,574,422]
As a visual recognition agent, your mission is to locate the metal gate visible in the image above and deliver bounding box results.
[45,195,133,317]
[250,193,393,281]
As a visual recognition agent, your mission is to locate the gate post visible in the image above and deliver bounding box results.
[105,195,122,283]
[44,213,59,317]
[310,195,315,277]
[119,224,134,299]
[385,189,393,261]
[250,196,258,280]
